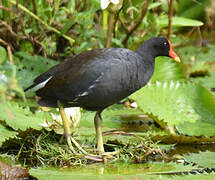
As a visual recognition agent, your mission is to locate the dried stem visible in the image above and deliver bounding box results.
[122,0,150,47]
[0,20,20,38]
[0,38,14,64]
[105,13,115,48]
[2,0,12,24]
[31,0,39,30]
[80,0,87,12]
[197,27,202,47]
[15,0,26,35]
[113,1,124,38]
[119,16,129,33]
[167,0,174,39]
[31,0,37,15]
[0,5,12,11]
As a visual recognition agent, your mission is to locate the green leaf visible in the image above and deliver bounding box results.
[144,12,160,36]
[148,2,162,10]
[0,61,14,78]
[167,174,215,180]
[178,0,209,21]
[61,20,76,34]
[14,52,58,89]
[158,16,204,27]
[76,104,144,139]
[130,82,215,136]
[191,76,215,95]
[0,62,26,100]
[68,0,76,12]
[0,46,7,64]
[184,151,215,168]
[152,133,215,144]
[0,102,51,131]
[30,162,195,180]
[80,105,143,129]
[0,71,8,85]
[0,123,18,146]
[151,57,185,83]
[19,40,34,54]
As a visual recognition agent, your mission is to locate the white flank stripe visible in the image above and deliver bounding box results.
[28,76,52,92]
[80,91,89,96]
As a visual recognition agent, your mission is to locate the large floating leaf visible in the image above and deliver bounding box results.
[130,82,215,137]
[0,123,18,146]
[30,162,195,180]
[167,174,215,180]
[152,133,215,144]
[80,105,143,128]
[192,76,215,96]
[151,57,185,83]
[78,105,143,136]
[0,102,51,131]
[184,151,215,168]
[158,15,203,28]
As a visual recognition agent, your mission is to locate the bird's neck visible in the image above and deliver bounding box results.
[136,44,157,60]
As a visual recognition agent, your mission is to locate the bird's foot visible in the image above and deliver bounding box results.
[83,151,118,163]
[63,133,76,154]
[102,151,118,163]
[102,151,118,157]
[61,133,88,155]
[65,139,118,163]
[92,151,118,163]
[70,136,88,155]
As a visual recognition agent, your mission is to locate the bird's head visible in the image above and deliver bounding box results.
[136,37,181,63]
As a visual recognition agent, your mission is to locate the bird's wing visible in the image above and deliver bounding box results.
[25,49,108,92]
[35,48,139,103]
[24,58,72,92]
[35,49,112,99]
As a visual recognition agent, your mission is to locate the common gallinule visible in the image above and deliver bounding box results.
[25,37,180,155]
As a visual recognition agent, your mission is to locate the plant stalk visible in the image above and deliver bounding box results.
[105,13,115,48]
[167,0,174,39]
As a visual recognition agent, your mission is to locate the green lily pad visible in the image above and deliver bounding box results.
[130,82,215,137]
[184,151,215,168]
[29,162,195,180]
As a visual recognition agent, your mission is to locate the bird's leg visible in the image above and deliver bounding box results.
[94,110,105,154]
[94,111,118,162]
[57,101,76,153]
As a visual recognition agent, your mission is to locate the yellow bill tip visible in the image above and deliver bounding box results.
[174,57,181,63]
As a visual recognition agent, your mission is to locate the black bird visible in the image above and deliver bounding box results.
[25,37,180,155]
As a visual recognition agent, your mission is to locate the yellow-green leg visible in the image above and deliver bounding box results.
[94,110,105,154]
[57,101,76,153]
[57,101,88,155]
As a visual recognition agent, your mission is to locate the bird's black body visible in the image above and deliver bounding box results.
[36,48,153,110]
[25,37,180,155]
[25,37,173,111]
